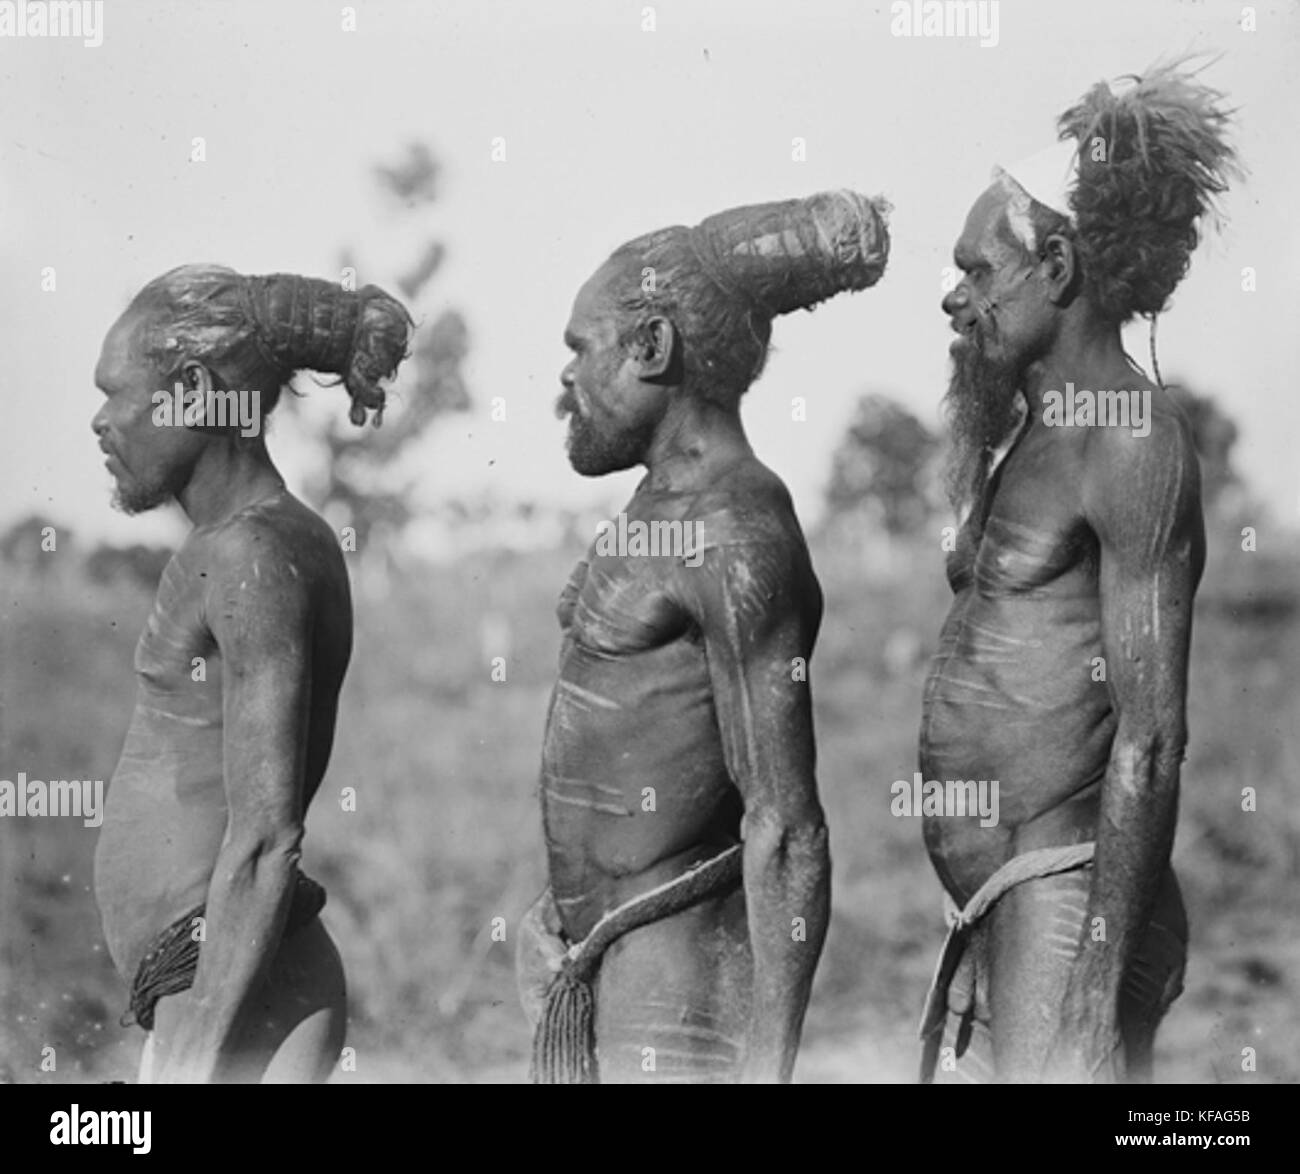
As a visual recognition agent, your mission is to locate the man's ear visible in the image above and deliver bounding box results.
[180,359,216,397]
[1040,233,1081,306]
[629,315,678,382]
[177,360,220,431]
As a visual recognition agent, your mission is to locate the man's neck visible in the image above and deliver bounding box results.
[642,393,752,494]
[1021,312,1136,429]
[177,440,285,528]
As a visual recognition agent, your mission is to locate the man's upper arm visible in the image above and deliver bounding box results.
[682,532,823,825]
[1083,418,1203,750]
[203,523,315,852]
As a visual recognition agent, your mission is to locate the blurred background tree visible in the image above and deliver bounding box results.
[0,514,70,575]
[823,391,941,537]
[287,142,471,562]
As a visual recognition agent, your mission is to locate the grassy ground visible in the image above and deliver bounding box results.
[1,523,1296,1083]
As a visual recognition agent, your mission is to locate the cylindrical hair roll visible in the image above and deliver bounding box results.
[688,189,891,314]
[132,265,413,426]
[610,190,890,400]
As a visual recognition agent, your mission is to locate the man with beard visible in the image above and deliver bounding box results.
[91,266,411,1081]
[918,62,1240,1083]
[517,191,890,1083]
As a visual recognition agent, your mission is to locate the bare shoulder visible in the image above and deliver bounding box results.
[1081,385,1202,526]
[685,456,808,553]
[191,493,348,622]
[672,457,820,625]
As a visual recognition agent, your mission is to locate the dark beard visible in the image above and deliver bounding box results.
[566,415,654,476]
[941,333,1024,516]
[110,467,180,516]
[556,394,653,477]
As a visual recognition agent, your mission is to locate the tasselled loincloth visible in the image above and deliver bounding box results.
[518,844,744,1084]
[121,870,326,1032]
[918,842,1097,1083]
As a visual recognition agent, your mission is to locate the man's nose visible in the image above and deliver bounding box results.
[559,359,575,389]
[91,402,109,436]
[941,283,969,318]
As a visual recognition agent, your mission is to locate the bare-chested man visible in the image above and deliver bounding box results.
[517,193,889,1083]
[917,63,1239,1083]
[91,266,410,1082]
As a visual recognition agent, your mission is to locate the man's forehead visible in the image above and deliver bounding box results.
[956,186,1019,263]
[96,311,151,386]
[567,265,623,337]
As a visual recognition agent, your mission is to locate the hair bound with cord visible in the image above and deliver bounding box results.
[607,190,890,405]
[131,265,413,427]
[1057,58,1242,324]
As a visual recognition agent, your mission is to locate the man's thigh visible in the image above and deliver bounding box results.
[986,868,1091,1081]
[983,866,1186,1082]
[595,889,751,1083]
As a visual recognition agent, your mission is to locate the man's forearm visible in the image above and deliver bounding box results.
[156,843,298,1081]
[740,820,830,1082]
[1071,732,1181,1013]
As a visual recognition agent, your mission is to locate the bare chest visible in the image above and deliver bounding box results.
[134,556,221,700]
[560,553,695,658]
[948,444,1096,597]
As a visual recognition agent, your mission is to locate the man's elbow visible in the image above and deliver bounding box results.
[1112,726,1187,790]
[742,808,830,868]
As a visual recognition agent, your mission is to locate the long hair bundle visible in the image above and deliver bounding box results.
[1058,56,1243,323]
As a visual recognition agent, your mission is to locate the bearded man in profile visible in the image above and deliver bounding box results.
[518,191,890,1083]
[92,266,410,1082]
[917,61,1240,1083]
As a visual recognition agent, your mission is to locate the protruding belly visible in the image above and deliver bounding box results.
[93,705,227,978]
[919,592,1115,881]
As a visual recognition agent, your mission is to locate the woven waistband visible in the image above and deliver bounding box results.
[530,843,744,1083]
[564,843,745,981]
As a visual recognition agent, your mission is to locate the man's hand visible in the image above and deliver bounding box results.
[683,522,829,1085]
[516,891,570,1027]
[150,1014,220,1084]
[1042,979,1124,1083]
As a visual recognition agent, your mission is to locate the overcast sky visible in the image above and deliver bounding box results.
[2,0,1296,551]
